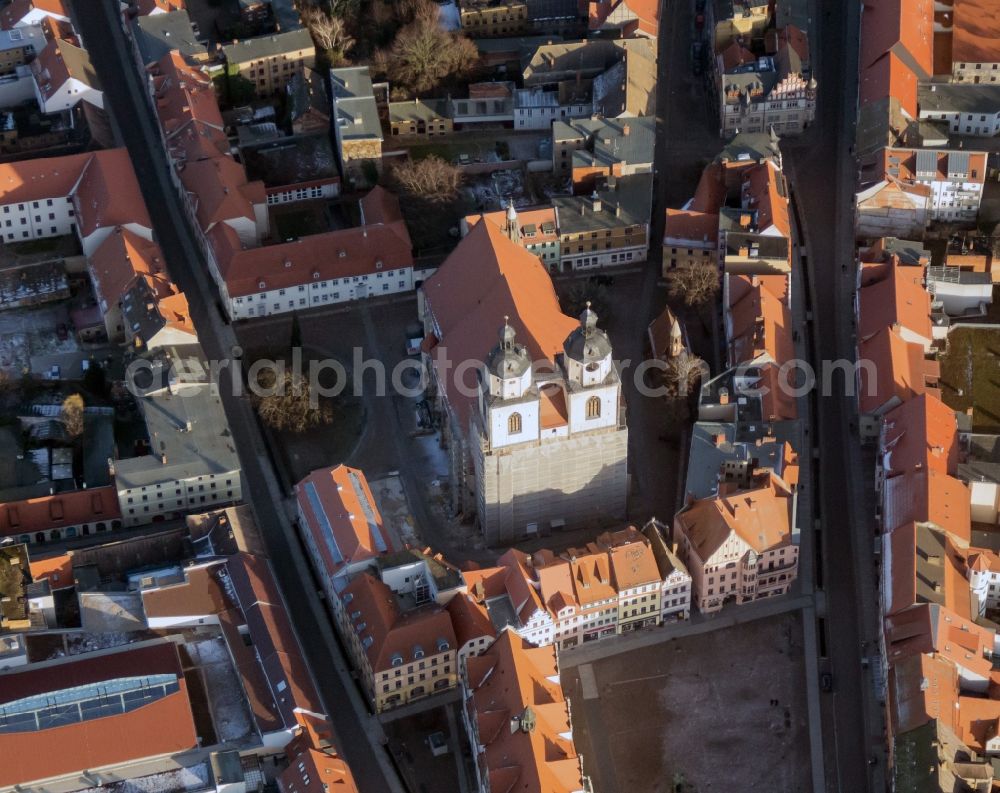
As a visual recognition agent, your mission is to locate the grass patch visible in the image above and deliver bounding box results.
[939,325,1000,432]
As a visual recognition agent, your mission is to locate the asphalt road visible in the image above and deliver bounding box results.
[73,4,403,791]
[782,0,884,790]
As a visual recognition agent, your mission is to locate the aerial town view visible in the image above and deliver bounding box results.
[0,0,998,790]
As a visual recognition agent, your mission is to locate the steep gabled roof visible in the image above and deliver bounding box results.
[858,257,931,343]
[881,394,958,479]
[422,222,578,426]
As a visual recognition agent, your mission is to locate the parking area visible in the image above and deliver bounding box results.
[564,612,811,793]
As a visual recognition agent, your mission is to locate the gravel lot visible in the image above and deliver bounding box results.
[563,611,810,793]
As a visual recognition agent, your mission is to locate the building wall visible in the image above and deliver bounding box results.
[390,117,453,137]
[855,204,928,241]
[663,238,716,273]
[953,62,1000,83]
[917,177,984,221]
[373,648,458,712]
[118,470,242,527]
[616,582,661,632]
[230,265,415,319]
[266,180,340,206]
[36,77,103,113]
[0,194,76,243]
[661,572,692,620]
[559,232,648,271]
[514,102,590,130]
[230,48,315,97]
[721,95,815,136]
[474,426,628,545]
[459,1,529,37]
[921,109,1000,137]
[7,516,122,546]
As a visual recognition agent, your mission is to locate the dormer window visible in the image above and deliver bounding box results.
[338,249,347,258]
[258,280,266,290]
[436,638,450,652]
[283,259,292,268]
[354,621,366,633]
[343,593,353,604]
[312,270,320,279]
[391,653,403,666]
[375,260,383,269]
[413,645,425,659]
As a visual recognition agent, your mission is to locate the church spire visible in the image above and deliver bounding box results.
[505,200,520,244]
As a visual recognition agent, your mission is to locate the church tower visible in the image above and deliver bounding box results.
[562,303,620,433]
[480,318,538,448]
[504,201,520,245]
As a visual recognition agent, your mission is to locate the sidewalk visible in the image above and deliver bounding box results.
[559,592,813,669]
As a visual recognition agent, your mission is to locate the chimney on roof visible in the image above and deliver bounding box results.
[740,213,751,228]
[715,433,726,447]
[719,387,729,405]
[739,245,750,257]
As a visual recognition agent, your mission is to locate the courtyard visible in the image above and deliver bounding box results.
[563,612,811,793]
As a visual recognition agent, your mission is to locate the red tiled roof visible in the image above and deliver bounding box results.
[212,219,413,299]
[675,471,796,563]
[446,592,496,649]
[75,149,152,238]
[857,325,932,415]
[0,151,91,205]
[727,277,794,366]
[340,573,456,674]
[464,630,585,793]
[857,257,931,343]
[0,641,198,787]
[422,222,578,426]
[880,393,958,479]
[28,553,72,589]
[279,719,360,793]
[150,52,227,164]
[743,160,789,237]
[0,486,121,538]
[136,0,185,14]
[664,208,718,243]
[180,155,261,229]
[951,0,1000,65]
[295,464,392,578]
[89,226,172,308]
[883,469,971,539]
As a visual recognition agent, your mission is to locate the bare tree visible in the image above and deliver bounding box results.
[391,156,463,203]
[667,263,720,309]
[382,11,478,94]
[300,5,355,59]
[662,352,708,397]
[253,369,333,434]
[60,393,85,439]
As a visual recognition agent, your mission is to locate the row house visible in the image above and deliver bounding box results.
[551,116,654,188]
[451,81,515,127]
[461,629,590,793]
[717,27,816,137]
[674,467,799,613]
[462,525,691,651]
[277,718,360,793]
[337,570,459,713]
[879,148,987,224]
[706,0,770,54]
[30,19,103,115]
[388,98,453,137]
[459,0,529,37]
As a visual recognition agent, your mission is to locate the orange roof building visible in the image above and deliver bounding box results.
[74,149,153,254]
[462,630,589,793]
[149,52,228,165]
[464,205,562,271]
[337,573,459,713]
[28,552,72,590]
[881,521,971,619]
[278,716,360,793]
[0,486,122,544]
[882,468,971,540]
[951,0,1000,79]
[857,325,938,416]
[0,640,199,788]
[675,470,799,613]
[857,256,932,348]
[726,275,794,367]
[295,464,393,586]
[878,394,958,487]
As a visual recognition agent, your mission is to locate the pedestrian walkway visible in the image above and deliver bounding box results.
[560,593,813,669]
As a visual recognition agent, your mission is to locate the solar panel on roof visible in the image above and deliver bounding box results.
[948,151,970,177]
[304,481,344,565]
[915,150,936,176]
